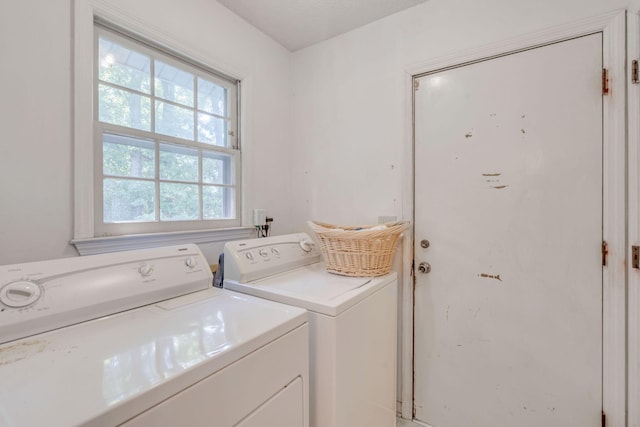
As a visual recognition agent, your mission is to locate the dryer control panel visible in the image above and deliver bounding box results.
[0,244,213,344]
[224,233,322,283]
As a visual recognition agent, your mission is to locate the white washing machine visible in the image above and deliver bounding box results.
[0,244,309,427]
[223,233,397,427]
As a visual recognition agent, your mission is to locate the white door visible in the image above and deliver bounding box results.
[413,33,603,427]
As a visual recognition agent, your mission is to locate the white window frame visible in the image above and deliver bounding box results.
[72,1,253,254]
[94,25,240,235]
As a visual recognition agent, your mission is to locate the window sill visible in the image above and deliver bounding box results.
[72,227,255,256]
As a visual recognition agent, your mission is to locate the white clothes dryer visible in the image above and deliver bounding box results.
[224,233,398,427]
[0,244,309,427]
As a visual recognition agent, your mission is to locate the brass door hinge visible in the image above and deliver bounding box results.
[633,245,640,269]
[602,241,608,267]
[414,79,420,91]
[602,68,609,95]
[633,60,639,84]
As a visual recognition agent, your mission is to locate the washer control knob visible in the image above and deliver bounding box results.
[139,263,154,277]
[0,281,42,308]
[259,249,269,257]
[185,256,198,268]
[271,247,280,255]
[299,240,315,253]
[245,252,254,261]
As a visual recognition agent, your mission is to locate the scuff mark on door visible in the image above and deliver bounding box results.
[478,273,502,281]
[482,173,507,189]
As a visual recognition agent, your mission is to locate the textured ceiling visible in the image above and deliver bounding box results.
[216,0,429,51]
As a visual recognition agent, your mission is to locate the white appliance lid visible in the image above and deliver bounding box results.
[226,263,396,316]
[0,289,307,427]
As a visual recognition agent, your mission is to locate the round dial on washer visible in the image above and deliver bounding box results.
[245,252,254,261]
[185,256,198,268]
[259,249,269,257]
[139,263,154,277]
[299,240,314,252]
[0,281,42,308]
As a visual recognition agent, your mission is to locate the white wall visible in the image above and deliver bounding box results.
[289,0,631,231]
[0,1,75,264]
[0,0,293,265]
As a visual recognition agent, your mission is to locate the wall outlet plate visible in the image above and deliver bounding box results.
[253,209,266,226]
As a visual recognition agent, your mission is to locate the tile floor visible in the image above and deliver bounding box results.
[397,417,426,427]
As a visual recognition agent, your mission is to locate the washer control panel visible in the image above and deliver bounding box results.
[0,244,213,345]
[224,233,321,283]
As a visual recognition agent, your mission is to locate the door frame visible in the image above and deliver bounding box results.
[400,10,626,425]
[628,7,640,427]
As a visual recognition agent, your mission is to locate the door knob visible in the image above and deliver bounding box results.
[418,262,431,274]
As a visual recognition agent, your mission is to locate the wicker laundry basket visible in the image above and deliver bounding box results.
[307,220,410,277]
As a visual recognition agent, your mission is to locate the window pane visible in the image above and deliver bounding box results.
[155,101,194,140]
[197,113,227,146]
[99,84,151,131]
[160,183,199,220]
[95,26,240,232]
[98,37,151,94]
[198,78,226,116]
[155,61,194,107]
[203,151,232,185]
[103,134,155,178]
[104,178,155,223]
[203,186,233,219]
[159,143,198,182]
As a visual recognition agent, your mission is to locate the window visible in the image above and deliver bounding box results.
[94,24,240,236]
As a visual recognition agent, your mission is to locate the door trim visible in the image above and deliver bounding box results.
[628,8,639,427]
[401,10,626,425]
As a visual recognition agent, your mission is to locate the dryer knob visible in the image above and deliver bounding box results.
[139,263,154,277]
[299,240,315,253]
[185,256,197,268]
[0,281,42,308]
